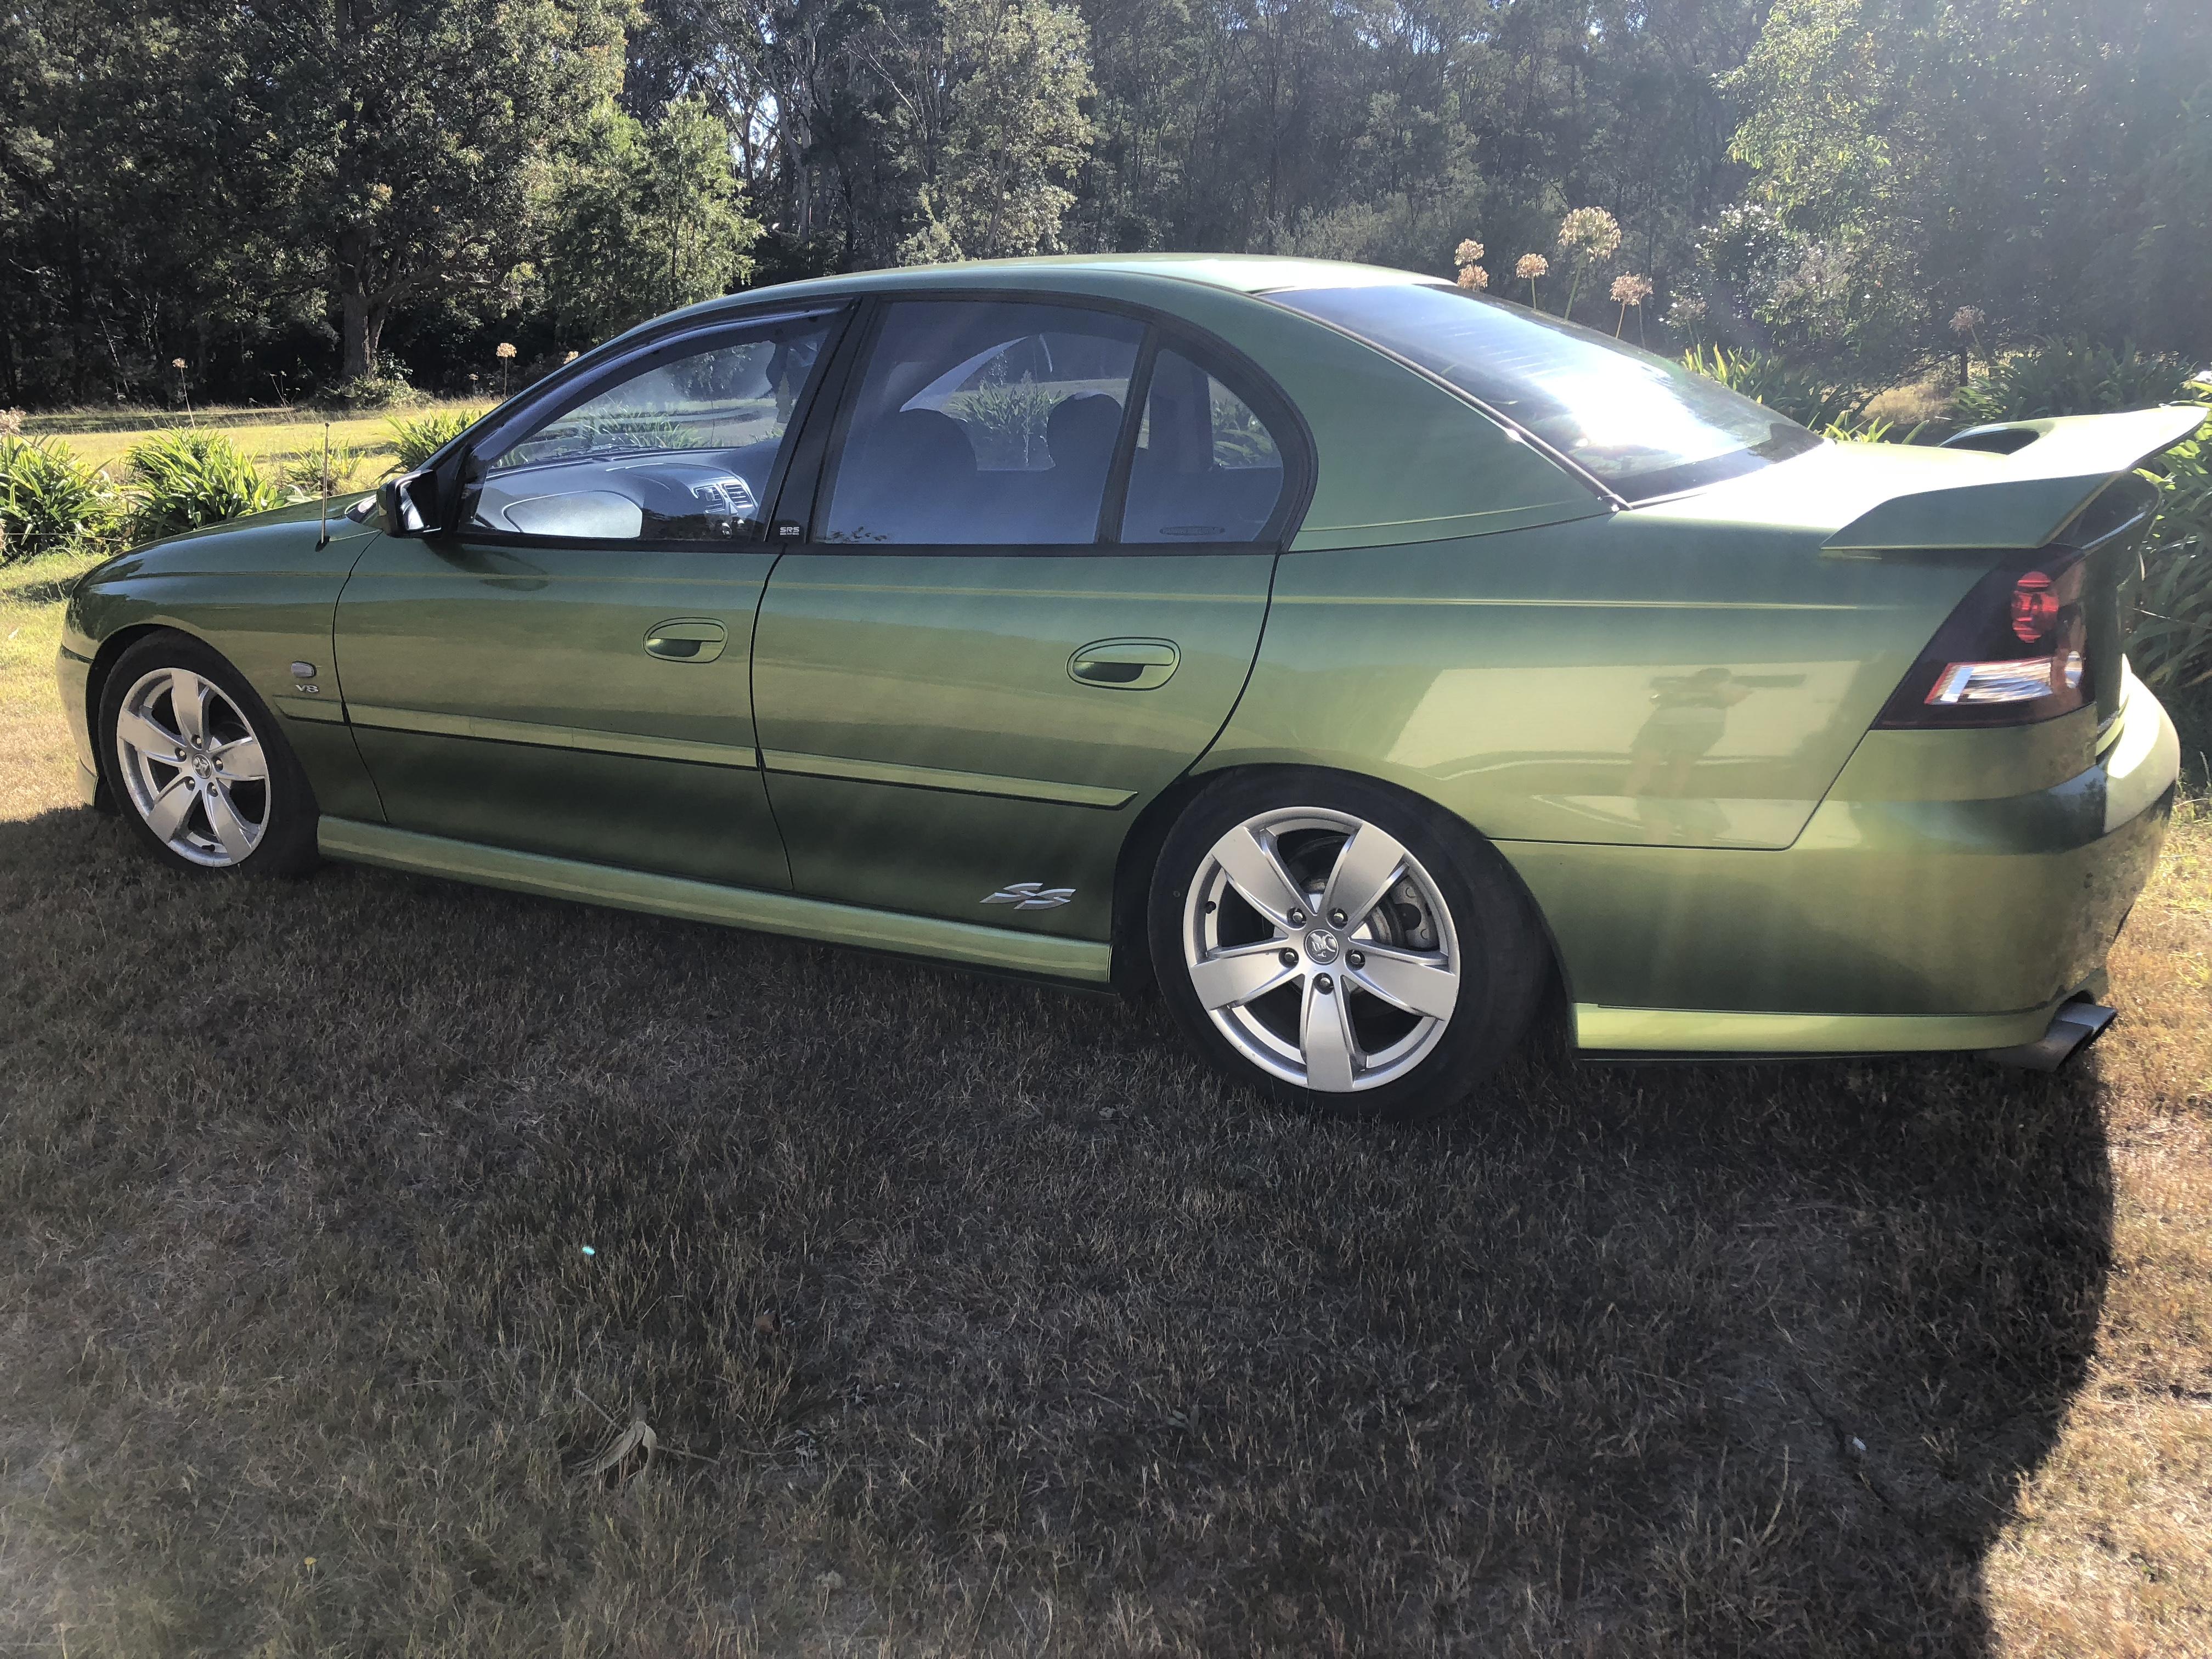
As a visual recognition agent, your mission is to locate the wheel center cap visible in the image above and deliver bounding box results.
[1304,928,1341,965]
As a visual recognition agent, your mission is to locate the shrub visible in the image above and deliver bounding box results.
[0,435,120,562]
[1953,338,2195,425]
[387,409,486,472]
[125,429,283,541]
[281,440,370,500]
[315,356,426,411]
[1680,345,1866,430]
[2130,393,2212,693]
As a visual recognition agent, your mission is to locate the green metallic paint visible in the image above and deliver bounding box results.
[54,257,2190,1062]
[759,748,1133,808]
[1825,407,2206,550]
[1524,674,2175,1029]
[349,703,759,768]
[316,816,1113,984]
[332,533,789,890]
[751,550,1273,936]
[59,503,387,822]
[1201,488,1964,851]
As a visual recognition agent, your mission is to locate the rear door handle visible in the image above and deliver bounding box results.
[1069,638,1179,691]
[644,618,729,663]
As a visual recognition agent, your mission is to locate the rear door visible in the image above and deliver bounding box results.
[751,298,1301,940]
[334,306,842,889]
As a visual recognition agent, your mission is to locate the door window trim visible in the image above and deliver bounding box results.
[768,288,1314,556]
[444,302,856,555]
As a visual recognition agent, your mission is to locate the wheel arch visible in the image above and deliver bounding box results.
[1112,759,1571,1009]
[85,620,219,732]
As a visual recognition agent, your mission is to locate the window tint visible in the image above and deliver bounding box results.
[466,313,833,542]
[1269,283,1820,503]
[1120,349,1284,543]
[822,301,1142,545]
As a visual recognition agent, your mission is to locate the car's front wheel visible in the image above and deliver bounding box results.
[98,633,319,877]
[1148,771,1547,1119]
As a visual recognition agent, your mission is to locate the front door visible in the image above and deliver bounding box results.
[334,307,841,889]
[751,300,1298,941]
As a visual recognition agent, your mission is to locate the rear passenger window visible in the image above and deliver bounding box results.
[1120,350,1284,543]
[822,300,1142,545]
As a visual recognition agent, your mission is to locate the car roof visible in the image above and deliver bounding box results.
[644,254,1432,334]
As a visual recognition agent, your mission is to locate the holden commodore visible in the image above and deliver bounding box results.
[57,256,2187,1116]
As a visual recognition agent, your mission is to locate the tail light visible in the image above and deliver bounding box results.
[1875,549,2092,728]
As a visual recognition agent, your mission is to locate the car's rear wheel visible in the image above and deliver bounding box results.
[1148,770,1547,1119]
[99,633,319,876]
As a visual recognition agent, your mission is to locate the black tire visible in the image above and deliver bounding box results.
[97,631,321,877]
[1147,768,1547,1120]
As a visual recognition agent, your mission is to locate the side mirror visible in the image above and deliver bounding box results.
[377,469,443,537]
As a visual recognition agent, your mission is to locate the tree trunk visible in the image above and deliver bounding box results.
[336,223,387,380]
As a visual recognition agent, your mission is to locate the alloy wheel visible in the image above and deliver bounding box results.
[1181,806,1461,1092]
[113,666,272,867]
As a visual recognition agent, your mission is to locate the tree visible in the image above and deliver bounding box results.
[543,97,764,344]
[900,0,1096,264]
[220,0,638,381]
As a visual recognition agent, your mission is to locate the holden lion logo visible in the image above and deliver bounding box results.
[983,882,1075,911]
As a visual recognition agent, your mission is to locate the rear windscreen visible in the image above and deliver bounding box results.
[1268,282,1822,503]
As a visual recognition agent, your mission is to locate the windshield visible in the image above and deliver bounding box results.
[1268,282,1821,503]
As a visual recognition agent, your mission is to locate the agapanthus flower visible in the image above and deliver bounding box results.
[1515,253,1549,280]
[1457,264,1489,291]
[1454,238,1484,268]
[1610,273,1654,307]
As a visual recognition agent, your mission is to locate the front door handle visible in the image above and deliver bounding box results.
[644,618,729,663]
[1069,638,1178,691]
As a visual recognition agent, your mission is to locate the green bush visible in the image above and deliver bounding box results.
[280,440,370,499]
[1680,345,1865,431]
[1953,339,2195,425]
[387,409,486,472]
[125,429,284,541]
[0,435,120,562]
[314,356,426,412]
[2130,393,2212,693]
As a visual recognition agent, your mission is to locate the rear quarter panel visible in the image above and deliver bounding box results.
[1202,502,1991,850]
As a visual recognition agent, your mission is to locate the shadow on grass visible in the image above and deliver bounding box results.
[0,803,2113,1655]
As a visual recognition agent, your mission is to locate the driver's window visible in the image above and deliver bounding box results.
[466,314,834,543]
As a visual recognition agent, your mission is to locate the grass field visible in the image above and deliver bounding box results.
[16,403,488,485]
[1,546,2208,1655]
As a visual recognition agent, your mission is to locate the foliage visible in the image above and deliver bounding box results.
[1818,414,1928,445]
[1680,344,1867,431]
[387,409,487,472]
[2130,396,2212,692]
[543,97,761,343]
[0,436,117,561]
[124,430,283,541]
[281,440,370,500]
[899,0,1096,264]
[1718,0,2212,372]
[1953,340,2198,427]
[315,364,428,412]
[946,377,1059,469]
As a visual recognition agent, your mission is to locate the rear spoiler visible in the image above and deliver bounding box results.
[1823,404,2204,552]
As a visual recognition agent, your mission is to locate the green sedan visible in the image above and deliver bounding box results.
[57,256,2188,1116]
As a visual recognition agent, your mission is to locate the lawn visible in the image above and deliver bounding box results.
[16,403,489,488]
[1,545,2207,1656]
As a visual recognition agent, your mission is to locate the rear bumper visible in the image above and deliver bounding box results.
[1506,669,2180,1055]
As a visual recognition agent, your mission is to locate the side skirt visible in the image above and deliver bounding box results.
[317,817,1115,986]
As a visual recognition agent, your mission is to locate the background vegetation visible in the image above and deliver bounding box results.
[1,0,2207,409]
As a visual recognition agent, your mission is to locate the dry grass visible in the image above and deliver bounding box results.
[1,546,2208,1656]
[16,404,485,479]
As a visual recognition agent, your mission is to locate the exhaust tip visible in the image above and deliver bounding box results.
[1982,1001,2116,1073]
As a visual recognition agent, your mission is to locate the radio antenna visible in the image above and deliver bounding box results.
[316,422,331,550]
